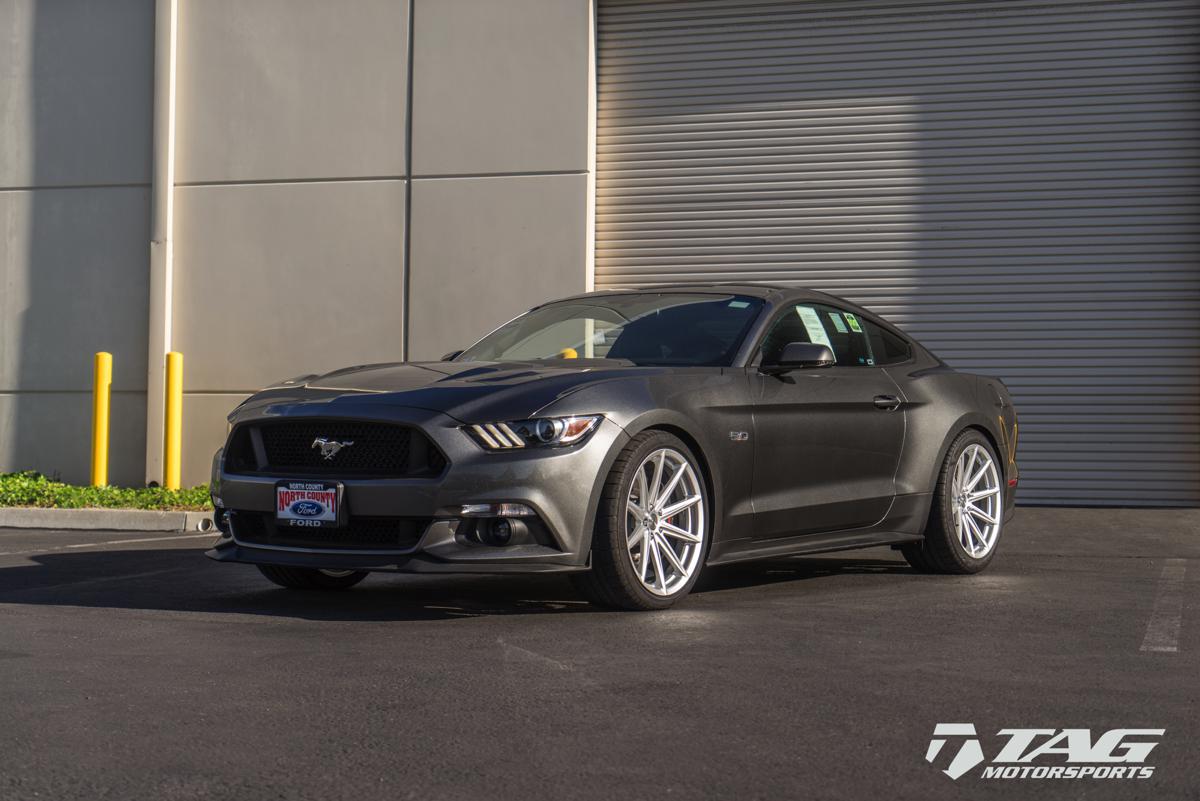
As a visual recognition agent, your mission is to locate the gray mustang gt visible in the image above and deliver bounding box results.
[207,285,1018,610]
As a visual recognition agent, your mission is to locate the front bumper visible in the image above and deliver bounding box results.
[206,404,627,574]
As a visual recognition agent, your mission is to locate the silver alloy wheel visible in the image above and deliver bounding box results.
[950,443,1002,558]
[625,447,706,596]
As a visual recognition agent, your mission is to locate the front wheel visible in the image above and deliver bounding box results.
[902,429,1004,574]
[257,565,369,590]
[571,431,710,610]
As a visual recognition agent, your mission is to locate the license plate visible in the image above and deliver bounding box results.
[276,481,342,528]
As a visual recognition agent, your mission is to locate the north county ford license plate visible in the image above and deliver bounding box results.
[276,481,343,528]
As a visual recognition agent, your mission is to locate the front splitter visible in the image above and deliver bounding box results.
[205,538,587,575]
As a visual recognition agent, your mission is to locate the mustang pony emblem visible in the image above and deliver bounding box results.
[312,438,354,460]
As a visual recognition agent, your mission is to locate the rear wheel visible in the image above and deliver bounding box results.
[257,565,369,590]
[572,431,710,610]
[902,429,1004,574]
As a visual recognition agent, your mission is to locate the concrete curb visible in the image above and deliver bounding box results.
[0,507,215,533]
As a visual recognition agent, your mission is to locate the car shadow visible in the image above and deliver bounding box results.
[695,555,914,595]
[0,544,915,621]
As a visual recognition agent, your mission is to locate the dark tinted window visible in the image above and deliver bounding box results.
[759,308,813,364]
[458,293,764,367]
[760,303,875,366]
[863,319,913,365]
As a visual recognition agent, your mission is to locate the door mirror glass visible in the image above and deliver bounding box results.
[761,342,835,373]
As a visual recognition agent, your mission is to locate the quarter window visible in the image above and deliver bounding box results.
[863,319,913,366]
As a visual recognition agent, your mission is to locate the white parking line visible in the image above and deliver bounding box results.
[1140,558,1187,654]
[1,567,193,595]
[0,532,216,557]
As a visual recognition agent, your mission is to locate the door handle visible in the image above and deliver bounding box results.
[873,395,901,411]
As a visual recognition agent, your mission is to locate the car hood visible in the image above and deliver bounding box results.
[235,360,659,423]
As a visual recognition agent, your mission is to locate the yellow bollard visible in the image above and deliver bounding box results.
[163,351,183,490]
[90,352,113,487]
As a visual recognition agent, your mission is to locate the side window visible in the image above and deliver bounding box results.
[813,304,874,366]
[759,306,813,364]
[862,319,913,365]
[760,303,876,366]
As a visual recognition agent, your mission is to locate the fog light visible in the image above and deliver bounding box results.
[486,518,513,547]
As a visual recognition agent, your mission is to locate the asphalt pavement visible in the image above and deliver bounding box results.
[1,508,1197,801]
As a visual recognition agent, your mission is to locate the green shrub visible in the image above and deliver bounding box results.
[0,471,212,511]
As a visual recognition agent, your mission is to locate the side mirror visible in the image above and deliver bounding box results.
[440,350,463,361]
[760,342,835,374]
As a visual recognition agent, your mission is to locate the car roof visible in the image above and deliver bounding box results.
[547,283,840,304]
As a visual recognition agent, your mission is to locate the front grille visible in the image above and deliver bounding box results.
[231,511,429,551]
[225,419,447,478]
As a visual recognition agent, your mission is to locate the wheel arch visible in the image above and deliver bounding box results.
[641,423,717,519]
[610,412,724,544]
[926,413,1008,494]
[968,424,1003,475]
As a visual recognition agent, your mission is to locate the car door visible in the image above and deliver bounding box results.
[750,302,906,538]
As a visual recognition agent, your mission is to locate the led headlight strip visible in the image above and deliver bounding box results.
[465,416,601,450]
[471,422,527,449]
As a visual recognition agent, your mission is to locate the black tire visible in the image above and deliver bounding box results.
[571,430,711,611]
[902,429,1002,575]
[256,564,369,590]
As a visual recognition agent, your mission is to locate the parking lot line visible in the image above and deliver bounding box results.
[0,532,215,558]
[1140,558,1187,654]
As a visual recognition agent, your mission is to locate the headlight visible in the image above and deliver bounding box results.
[465,415,601,450]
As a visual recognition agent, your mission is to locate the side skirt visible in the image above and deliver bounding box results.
[707,530,923,567]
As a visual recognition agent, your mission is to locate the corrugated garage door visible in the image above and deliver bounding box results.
[595,0,1200,506]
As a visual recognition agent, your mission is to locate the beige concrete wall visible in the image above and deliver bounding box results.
[408,0,592,360]
[171,0,592,485]
[174,0,409,183]
[407,174,588,360]
[0,0,154,188]
[0,0,153,485]
[171,182,407,391]
[0,393,148,488]
[1,0,593,487]
[173,0,413,484]
[180,393,243,491]
[411,0,591,176]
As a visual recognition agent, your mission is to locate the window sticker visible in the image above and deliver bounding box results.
[795,306,833,349]
[827,312,848,333]
[728,300,750,309]
[843,313,863,333]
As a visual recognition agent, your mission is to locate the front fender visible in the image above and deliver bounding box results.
[612,409,743,545]
[547,409,722,559]
[537,370,758,547]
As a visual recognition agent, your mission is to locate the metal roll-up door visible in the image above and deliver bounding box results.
[595,0,1200,506]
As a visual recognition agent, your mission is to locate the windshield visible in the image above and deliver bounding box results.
[457,293,765,367]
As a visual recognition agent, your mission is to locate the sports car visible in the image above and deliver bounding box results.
[207,285,1018,609]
